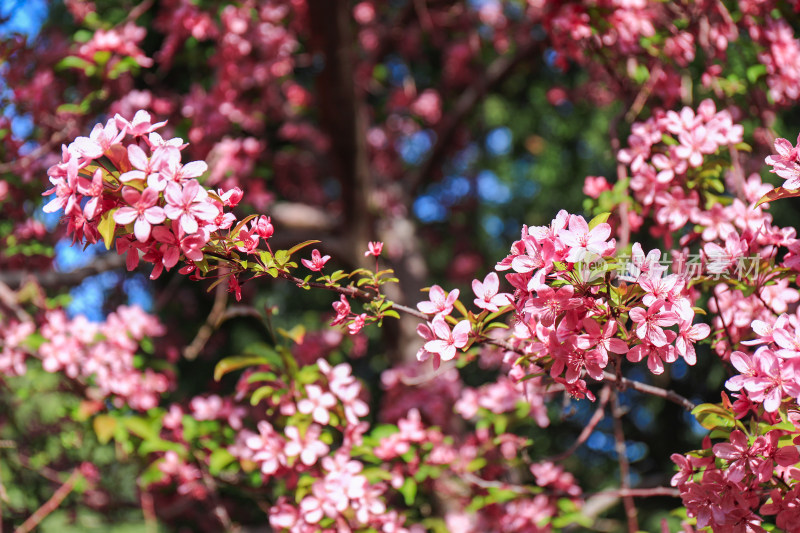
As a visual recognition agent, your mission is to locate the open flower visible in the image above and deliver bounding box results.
[113,186,166,242]
[302,249,330,271]
[423,314,471,363]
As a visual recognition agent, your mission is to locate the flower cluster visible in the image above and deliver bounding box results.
[38,305,170,410]
[672,429,800,531]
[42,111,242,283]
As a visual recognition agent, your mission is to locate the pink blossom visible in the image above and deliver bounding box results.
[330,295,351,326]
[675,320,710,365]
[115,109,167,137]
[348,313,367,335]
[302,249,331,271]
[582,176,611,198]
[297,384,337,425]
[284,425,329,466]
[163,179,218,234]
[557,215,615,262]
[417,285,459,316]
[255,215,274,240]
[423,314,470,363]
[364,240,383,257]
[527,285,582,328]
[766,133,800,190]
[471,272,510,312]
[113,186,166,242]
[629,300,679,347]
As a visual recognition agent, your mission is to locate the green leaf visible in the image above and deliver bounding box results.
[755,186,800,207]
[383,309,400,319]
[691,403,739,431]
[286,239,321,257]
[588,212,610,230]
[453,298,469,318]
[55,55,95,73]
[98,208,118,250]
[247,371,279,383]
[231,214,258,238]
[746,63,767,84]
[214,354,277,381]
[93,414,116,444]
[209,448,236,475]
[399,478,417,506]
[123,416,159,441]
[250,385,275,406]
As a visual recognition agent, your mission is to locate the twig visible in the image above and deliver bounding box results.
[405,38,541,193]
[712,291,735,353]
[611,392,638,533]
[140,490,158,533]
[624,64,663,123]
[14,468,81,533]
[588,486,680,498]
[197,462,239,533]
[183,278,229,360]
[461,471,530,494]
[0,282,31,323]
[547,386,611,462]
[602,371,696,411]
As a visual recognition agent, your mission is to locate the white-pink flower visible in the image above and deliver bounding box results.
[417,285,459,316]
[163,179,218,234]
[113,186,166,242]
[423,314,470,362]
[472,272,510,312]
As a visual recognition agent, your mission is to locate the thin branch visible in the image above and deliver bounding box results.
[611,391,638,533]
[405,38,541,193]
[602,371,696,411]
[183,277,229,360]
[588,486,681,498]
[14,468,81,533]
[547,385,611,462]
[461,471,530,494]
[140,490,158,533]
[0,281,32,323]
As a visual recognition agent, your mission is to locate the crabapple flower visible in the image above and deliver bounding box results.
[557,215,615,263]
[115,109,167,137]
[423,314,470,363]
[676,320,711,365]
[472,272,510,312]
[302,249,330,271]
[297,385,337,425]
[765,134,800,190]
[348,313,367,335]
[629,300,679,347]
[284,425,329,466]
[163,179,218,234]
[364,241,383,257]
[527,285,583,328]
[113,186,166,242]
[330,295,350,326]
[575,318,629,361]
[255,215,274,240]
[417,285,459,316]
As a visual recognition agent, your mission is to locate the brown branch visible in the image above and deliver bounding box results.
[611,390,638,533]
[183,277,229,360]
[0,282,31,323]
[602,371,696,411]
[14,468,81,533]
[548,385,611,462]
[588,487,680,498]
[405,38,541,193]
